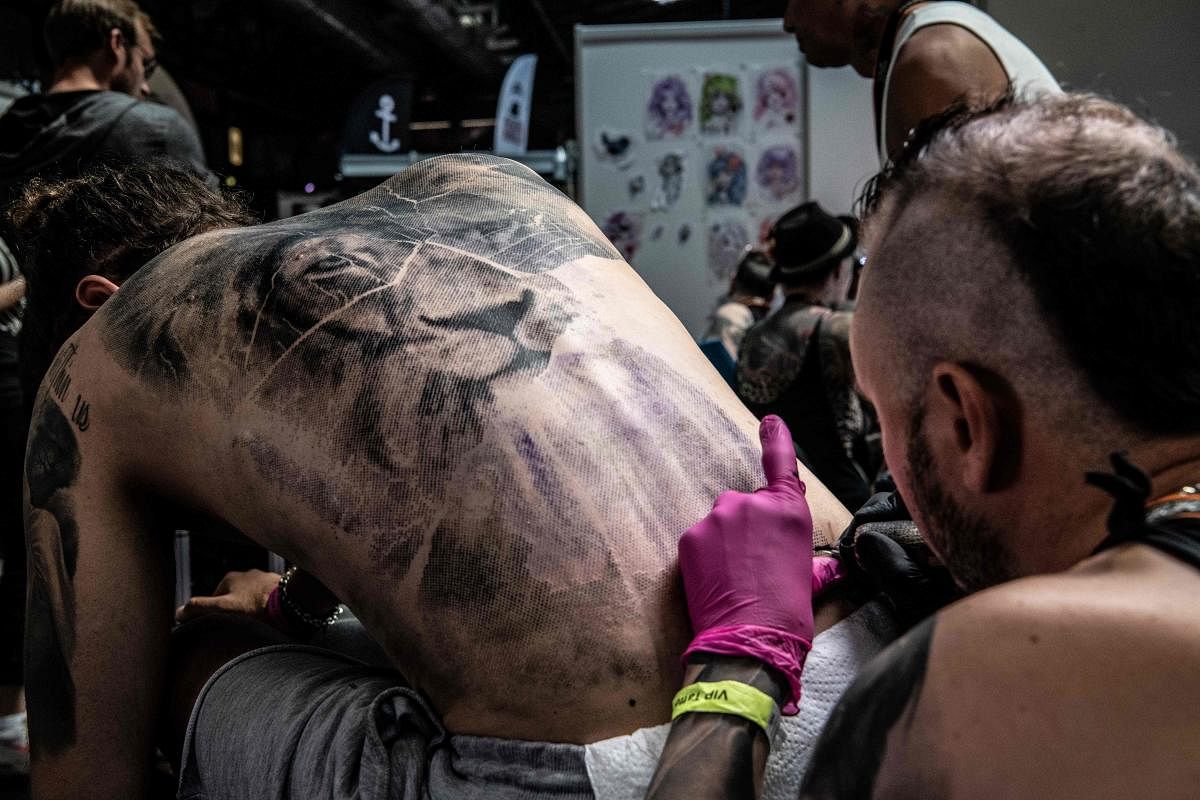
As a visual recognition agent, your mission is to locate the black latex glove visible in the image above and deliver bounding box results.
[835,492,963,631]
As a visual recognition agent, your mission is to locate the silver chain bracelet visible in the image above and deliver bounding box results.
[278,566,344,629]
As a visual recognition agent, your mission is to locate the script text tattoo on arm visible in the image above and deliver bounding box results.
[46,342,90,431]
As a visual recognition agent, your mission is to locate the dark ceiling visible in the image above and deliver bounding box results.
[0,0,788,202]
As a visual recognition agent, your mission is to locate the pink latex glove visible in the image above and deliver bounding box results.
[679,415,816,714]
[812,555,847,597]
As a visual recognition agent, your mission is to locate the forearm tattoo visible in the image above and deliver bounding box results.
[24,346,87,757]
[801,617,937,799]
[646,657,787,800]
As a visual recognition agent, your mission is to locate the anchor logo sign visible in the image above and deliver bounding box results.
[369,94,401,153]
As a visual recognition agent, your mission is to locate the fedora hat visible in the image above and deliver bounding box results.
[770,201,857,275]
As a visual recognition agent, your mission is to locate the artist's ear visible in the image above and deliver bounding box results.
[75,275,120,311]
[108,27,126,64]
[925,362,1021,494]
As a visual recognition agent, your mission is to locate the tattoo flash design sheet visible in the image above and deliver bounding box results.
[754,143,802,204]
[751,66,801,133]
[705,146,748,208]
[645,74,694,141]
[577,29,807,335]
[707,215,751,282]
[699,71,744,137]
[601,210,645,263]
[651,151,686,212]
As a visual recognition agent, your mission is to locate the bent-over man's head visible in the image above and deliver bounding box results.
[852,92,1200,591]
[9,162,253,406]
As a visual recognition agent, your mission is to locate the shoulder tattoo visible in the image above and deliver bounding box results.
[801,616,937,799]
[24,396,84,757]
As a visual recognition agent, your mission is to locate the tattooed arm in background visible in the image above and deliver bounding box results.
[24,335,177,800]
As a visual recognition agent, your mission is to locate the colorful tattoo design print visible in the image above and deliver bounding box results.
[707,217,751,281]
[629,175,646,199]
[752,68,800,131]
[593,128,637,169]
[755,144,801,202]
[700,72,744,137]
[652,152,686,212]
[645,75,694,140]
[706,147,748,207]
[602,210,644,263]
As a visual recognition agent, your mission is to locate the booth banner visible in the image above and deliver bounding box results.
[495,54,538,155]
[341,77,412,156]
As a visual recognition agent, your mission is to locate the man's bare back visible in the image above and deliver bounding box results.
[24,154,850,796]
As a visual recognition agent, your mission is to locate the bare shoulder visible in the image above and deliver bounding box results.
[803,548,1200,799]
[885,550,1200,798]
[885,23,1009,156]
[893,23,1006,87]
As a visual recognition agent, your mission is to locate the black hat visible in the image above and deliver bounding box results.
[731,248,776,297]
[770,201,858,275]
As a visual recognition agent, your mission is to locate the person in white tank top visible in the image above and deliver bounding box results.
[782,0,1060,164]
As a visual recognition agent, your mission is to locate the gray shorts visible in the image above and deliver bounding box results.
[177,644,594,800]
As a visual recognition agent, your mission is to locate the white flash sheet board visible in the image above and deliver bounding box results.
[576,20,876,338]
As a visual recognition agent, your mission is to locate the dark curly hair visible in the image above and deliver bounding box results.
[7,161,256,407]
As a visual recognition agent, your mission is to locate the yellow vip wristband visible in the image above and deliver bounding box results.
[671,680,781,740]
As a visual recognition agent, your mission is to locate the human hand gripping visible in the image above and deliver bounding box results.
[679,415,827,714]
[175,569,281,624]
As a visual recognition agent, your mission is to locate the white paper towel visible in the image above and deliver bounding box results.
[583,600,899,800]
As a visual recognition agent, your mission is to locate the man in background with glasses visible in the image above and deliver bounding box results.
[0,0,210,778]
[0,0,209,189]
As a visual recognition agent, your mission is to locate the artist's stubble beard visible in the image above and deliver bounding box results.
[905,403,1021,593]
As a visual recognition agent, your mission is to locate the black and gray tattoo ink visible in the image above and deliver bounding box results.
[801,617,938,799]
[24,389,84,757]
[91,154,763,702]
[45,342,90,431]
